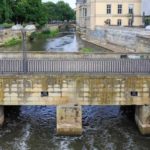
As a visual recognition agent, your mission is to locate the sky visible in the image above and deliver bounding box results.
[42,0,150,15]
[142,0,150,15]
[42,0,76,8]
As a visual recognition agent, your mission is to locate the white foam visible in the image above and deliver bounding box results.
[13,124,31,150]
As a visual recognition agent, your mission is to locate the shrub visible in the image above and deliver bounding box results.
[4,38,21,47]
[0,23,14,29]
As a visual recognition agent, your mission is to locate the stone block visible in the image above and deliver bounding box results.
[135,105,150,135]
[57,104,82,135]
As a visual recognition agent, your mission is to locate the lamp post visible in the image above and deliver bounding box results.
[12,24,36,74]
[21,28,27,73]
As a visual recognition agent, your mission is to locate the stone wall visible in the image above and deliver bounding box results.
[86,26,150,52]
[0,29,21,46]
[0,29,33,46]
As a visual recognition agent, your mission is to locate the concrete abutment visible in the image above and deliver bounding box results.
[57,104,82,135]
[0,106,4,126]
[135,105,150,135]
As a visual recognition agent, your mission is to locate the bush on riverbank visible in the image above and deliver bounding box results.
[81,48,93,53]
[4,38,21,47]
[29,29,59,40]
[0,23,14,29]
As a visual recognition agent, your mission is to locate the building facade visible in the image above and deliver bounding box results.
[76,0,143,30]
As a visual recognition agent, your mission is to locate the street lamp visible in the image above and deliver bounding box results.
[21,28,27,73]
[12,24,36,73]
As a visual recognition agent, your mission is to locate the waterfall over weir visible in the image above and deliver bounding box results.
[46,34,78,52]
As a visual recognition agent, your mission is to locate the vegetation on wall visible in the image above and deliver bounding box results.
[4,38,21,47]
[81,48,93,53]
[0,0,75,28]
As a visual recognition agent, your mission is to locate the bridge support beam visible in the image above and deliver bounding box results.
[0,106,4,126]
[57,104,82,135]
[135,105,150,135]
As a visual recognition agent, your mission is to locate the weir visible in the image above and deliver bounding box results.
[0,52,149,135]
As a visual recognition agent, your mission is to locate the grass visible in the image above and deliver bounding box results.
[4,38,21,47]
[81,47,93,53]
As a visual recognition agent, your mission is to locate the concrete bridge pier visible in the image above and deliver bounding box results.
[0,106,4,126]
[135,105,150,135]
[57,104,82,135]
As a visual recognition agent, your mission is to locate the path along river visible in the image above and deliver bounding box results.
[0,34,150,150]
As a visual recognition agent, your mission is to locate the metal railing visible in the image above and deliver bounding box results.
[0,56,149,75]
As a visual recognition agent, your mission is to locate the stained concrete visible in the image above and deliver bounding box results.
[135,105,150,135]
[57,104,82,135]
[0,75,149,106]
[0,106,4,126]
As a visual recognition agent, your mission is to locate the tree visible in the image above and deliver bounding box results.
[11,0,48,26]
[43,1,75,22]
[12,0,28,24]
[0,0,75,27]
[56,1,75,21]
[43,2,57,22]
[0,0,13,23]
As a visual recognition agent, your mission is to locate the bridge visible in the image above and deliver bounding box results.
[0,52,150,135]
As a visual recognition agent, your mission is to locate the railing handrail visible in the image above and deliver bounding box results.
[0,51,149,55]
[0,58,149,75]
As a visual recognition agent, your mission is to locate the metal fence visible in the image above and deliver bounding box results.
[0,58,149,74]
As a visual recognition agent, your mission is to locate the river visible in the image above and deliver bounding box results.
[0,34,150,150]
[0,34,110,52]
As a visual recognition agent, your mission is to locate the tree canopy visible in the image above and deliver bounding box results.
[0,0,75,27]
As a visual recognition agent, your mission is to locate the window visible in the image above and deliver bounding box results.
[85,8,87,17]
[117,19,122,26]
[118,4,122,14]
[83,8,87,17]
[107,4,111,14]
[129,4,134,14]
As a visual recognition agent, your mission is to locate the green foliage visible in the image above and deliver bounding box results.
[40,1,75,22]
[4,38,21,47]
[30,29,59,40]
[42,29,51,35]
[0,0,75,27]
[50,29,59,38]
[55,1,75,21]
[29,32,38,41]
[81,48,93,53]
[43,2,58,21]
[0,22,14,28]
[145,16,150,26]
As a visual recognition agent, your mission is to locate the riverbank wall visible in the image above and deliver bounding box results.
[84,26,150,53]
[0,29,22,47]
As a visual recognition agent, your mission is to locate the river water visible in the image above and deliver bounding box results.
[0,34,110,52]
[0,106,150,150]
[0,34,150,150]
